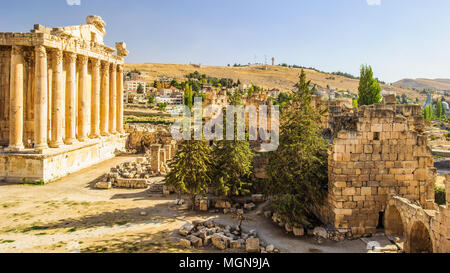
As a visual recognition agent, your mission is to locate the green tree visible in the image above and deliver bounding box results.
[423,105,434,121]
[434,98,445,120]
[137,83,144,94]
[157,102,167,111]
[147,95,154,104]
[265,69,328,225]
[357,65,382,106]
[164,137,212,210]
[184,83,193,109]
[212,99,254,198]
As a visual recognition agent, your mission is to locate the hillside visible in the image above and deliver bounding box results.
[393,78,450,92]
[125,63,426,101]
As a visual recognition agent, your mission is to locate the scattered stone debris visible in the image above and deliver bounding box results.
[266,209,353,242]
[177,220,279,253]
[100,157,160,189]
[95,181,112,189]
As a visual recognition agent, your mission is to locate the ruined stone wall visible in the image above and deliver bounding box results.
[324,104,436,236]
[385,173,449,253]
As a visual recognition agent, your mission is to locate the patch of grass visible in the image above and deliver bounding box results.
[2,202,20,209]
[22,225,49,233]
[66,228,77,233]
[0,240,15,244]
[115,221,128,226]
[36,232,47,236]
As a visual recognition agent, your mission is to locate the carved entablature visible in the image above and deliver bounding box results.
[0,15,128,65]
[86,15,106,36]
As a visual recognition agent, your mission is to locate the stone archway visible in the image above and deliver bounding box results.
[409,221,433,253]
[384,205,404,236]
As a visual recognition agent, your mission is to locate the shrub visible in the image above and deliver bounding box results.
[435,186,446,205]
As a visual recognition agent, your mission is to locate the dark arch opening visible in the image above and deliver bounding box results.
[377,211,384,229]
[410,221,433,253]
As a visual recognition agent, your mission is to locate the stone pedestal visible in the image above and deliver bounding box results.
[150,144,161,173]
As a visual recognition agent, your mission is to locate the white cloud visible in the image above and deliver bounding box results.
[366,0,381,6]
[66,0,81,6]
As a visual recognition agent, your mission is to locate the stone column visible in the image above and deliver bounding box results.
[77,55,89,141]
[34,46,48,150]
[100,61,109,136]
[109,63,117,134]
[90,59,101,138]
[116,64,124,134]
[8,45,25,151]
[150,144,161,173]
[50,49,64,148]
[164,144,172,160]
[64,52,77,145]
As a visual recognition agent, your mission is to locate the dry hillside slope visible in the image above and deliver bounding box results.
[393,78,450,92]
[125,63,425,100]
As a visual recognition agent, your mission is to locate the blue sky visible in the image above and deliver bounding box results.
[1,0,450,83]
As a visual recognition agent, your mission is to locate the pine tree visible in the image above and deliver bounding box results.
[164,137,212,210]
[265,69,328,225]
[357,65,382,106]
[212,97,254,198]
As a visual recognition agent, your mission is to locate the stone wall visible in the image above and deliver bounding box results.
[323,103,436,236]
[0,134,126,183]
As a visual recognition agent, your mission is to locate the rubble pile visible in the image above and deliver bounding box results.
[178,220,279,253]
[264,210,353,242]
[193,194,264,214]
[96,157,158,189]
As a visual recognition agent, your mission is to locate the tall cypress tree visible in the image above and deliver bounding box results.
[357,65,382,106]
[164,137,212,210]
[266,69,328,225]
[184,83,193,109]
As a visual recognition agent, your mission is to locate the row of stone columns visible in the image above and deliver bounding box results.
[7,45,125,151]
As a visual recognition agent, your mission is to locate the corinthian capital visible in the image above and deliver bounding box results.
[65,52,77,64]
[34,46,47,58]
[11,45,24,56]
[51,49,63,65]
[101,61,110,73]
[92,59,101,69]
[77,55,88,65]
[110,62,117,72]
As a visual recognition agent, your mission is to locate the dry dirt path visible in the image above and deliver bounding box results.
[0,154,369,253]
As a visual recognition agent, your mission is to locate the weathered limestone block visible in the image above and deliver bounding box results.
[96,181,111,189]
[211,234,229,250]
[245,238,260,253]
[179,238,191,248]
[293,226,305,236]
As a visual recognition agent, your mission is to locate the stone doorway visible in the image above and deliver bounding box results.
[409,221,433,253]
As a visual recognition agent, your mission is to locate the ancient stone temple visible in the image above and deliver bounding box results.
[0,15,129,183]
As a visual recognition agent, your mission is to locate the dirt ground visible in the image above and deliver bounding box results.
[0,154,377,253]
